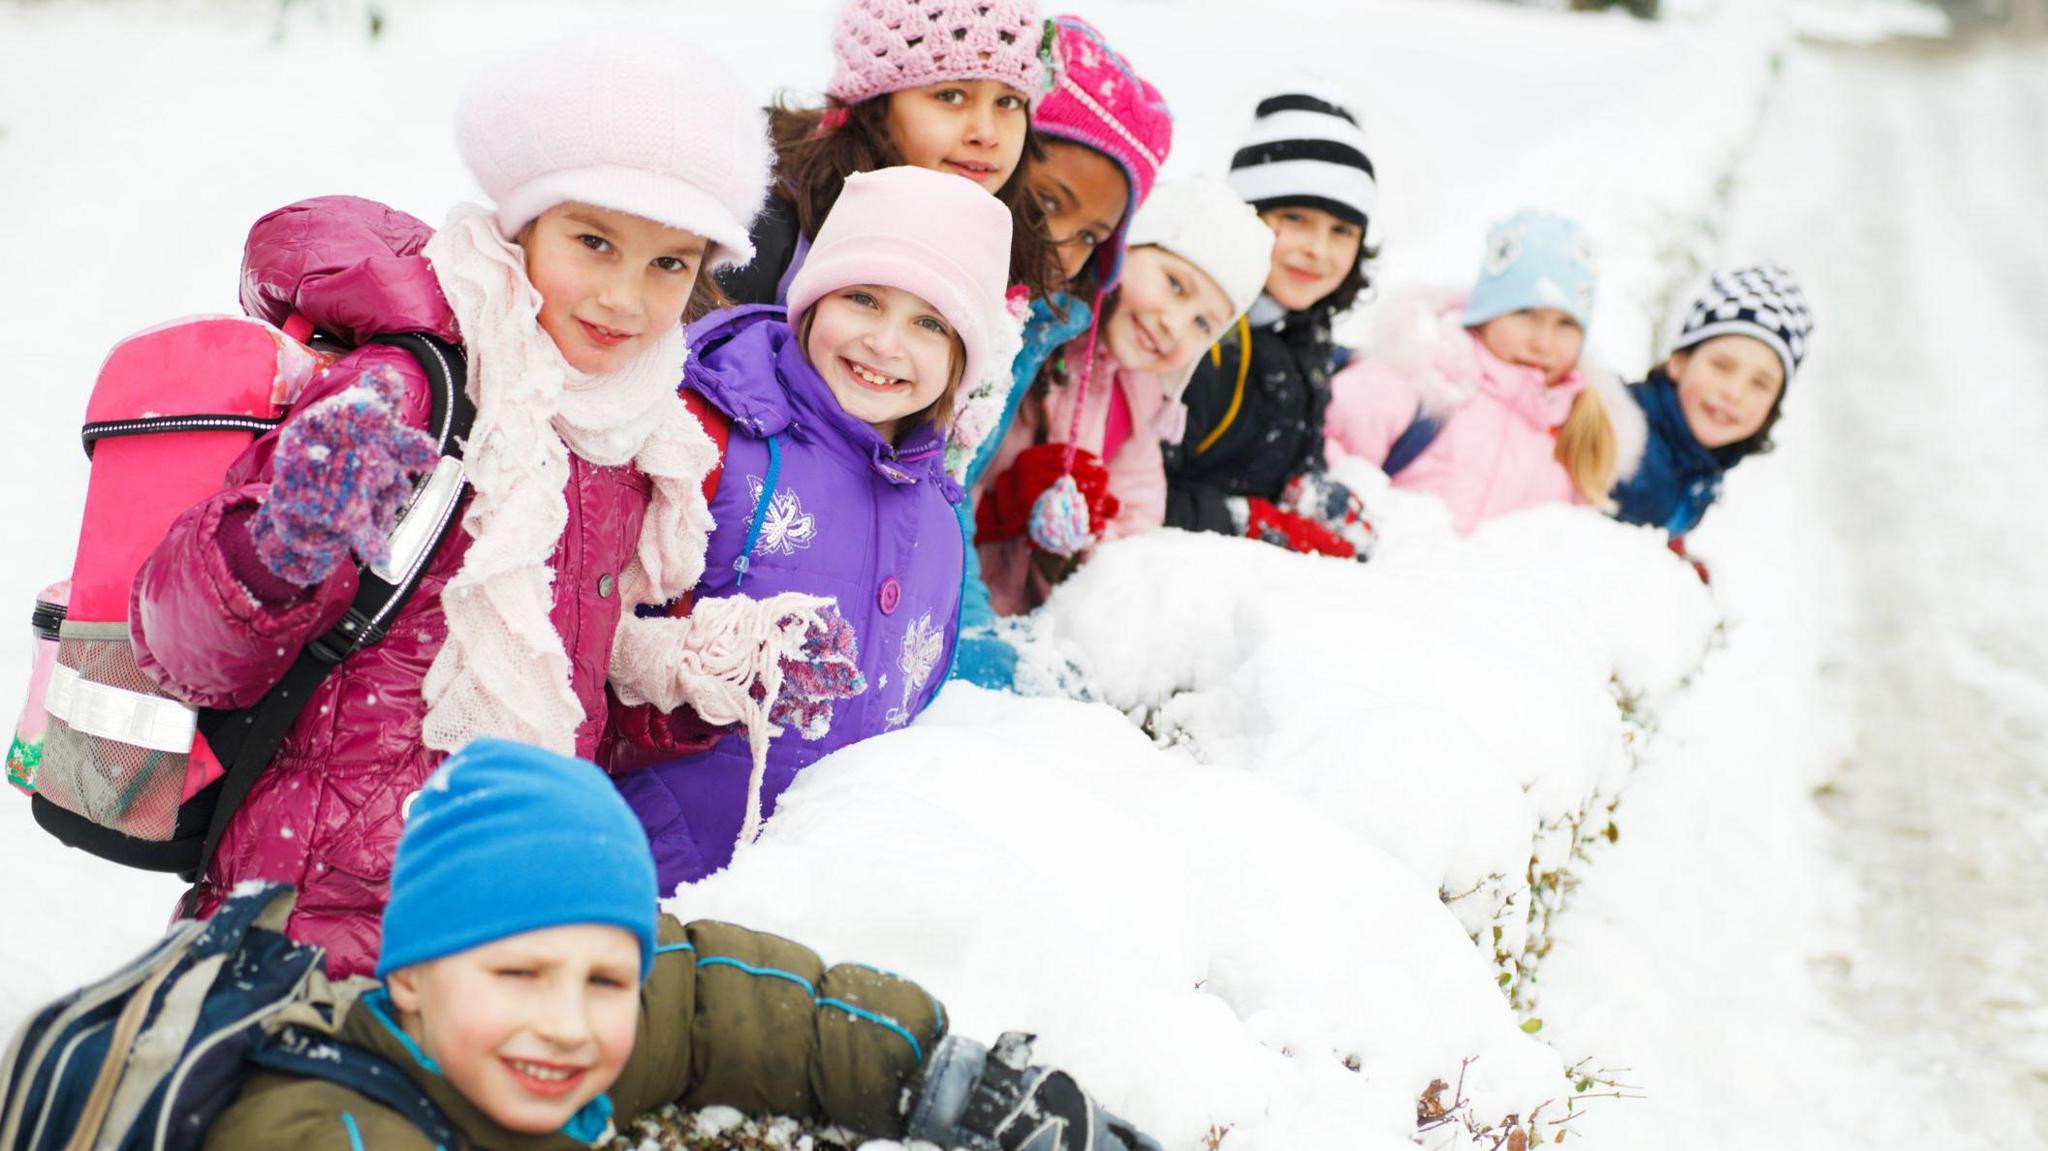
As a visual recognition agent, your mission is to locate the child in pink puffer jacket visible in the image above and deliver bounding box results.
[130,35,850,977]
[1324,210,1619,535]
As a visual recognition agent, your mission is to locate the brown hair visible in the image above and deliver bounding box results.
[1553,385,1618,510]
[766,93,1062,300]
[796,303,969,440]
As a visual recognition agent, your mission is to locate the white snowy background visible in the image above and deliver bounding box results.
[2,0,2042,1148]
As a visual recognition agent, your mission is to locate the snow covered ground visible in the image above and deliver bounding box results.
[6,1,2038,1148]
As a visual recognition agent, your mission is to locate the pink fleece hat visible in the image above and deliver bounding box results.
[1034,15,1172,289]
[457,32,772,270]
[785,167,1014,395]
[827,0,1049,108]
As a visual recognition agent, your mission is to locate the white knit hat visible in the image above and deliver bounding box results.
[456,32,773,270]
[1125,178,1276,319]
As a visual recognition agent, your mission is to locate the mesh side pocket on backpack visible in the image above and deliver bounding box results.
[36,621,196,843]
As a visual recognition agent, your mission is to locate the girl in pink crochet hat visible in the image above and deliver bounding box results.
[719,0,1062,310]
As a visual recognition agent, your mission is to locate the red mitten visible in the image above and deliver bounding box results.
[977,443,1120,543]
[1279,472,1378,561]
[1668,535,1711,584]
[1240,496,1356,559]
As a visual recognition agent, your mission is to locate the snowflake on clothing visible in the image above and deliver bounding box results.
[746,477,817,556]
[884,610,945,729]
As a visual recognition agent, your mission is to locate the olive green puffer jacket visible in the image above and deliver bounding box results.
[203,917,945,1150]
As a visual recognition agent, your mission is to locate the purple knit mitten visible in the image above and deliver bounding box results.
[250,366,439,586]
[767,605,866,739]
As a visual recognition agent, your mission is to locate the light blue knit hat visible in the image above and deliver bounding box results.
[377,739,659,979]
[1462,209,1597,329]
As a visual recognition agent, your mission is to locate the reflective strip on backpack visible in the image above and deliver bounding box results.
[44,665,198,753]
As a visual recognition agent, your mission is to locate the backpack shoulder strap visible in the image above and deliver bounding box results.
[248,1026,458,1148]
[1193,315,1255,457]
[186,332,473,888]
[1382,402,1445,479]
[681,387,731,507]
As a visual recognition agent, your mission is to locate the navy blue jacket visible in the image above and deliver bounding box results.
[1610,370,1753,537]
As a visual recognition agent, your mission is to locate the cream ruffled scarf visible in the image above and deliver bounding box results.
[418,204,718,756]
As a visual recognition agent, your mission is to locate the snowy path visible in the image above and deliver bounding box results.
[1796,33,2048,1136]
[1539,29,2048,1149]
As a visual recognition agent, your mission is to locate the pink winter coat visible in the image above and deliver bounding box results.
[973,340,1169,616]
[130,197,717,977]
[1324,289,1593,535]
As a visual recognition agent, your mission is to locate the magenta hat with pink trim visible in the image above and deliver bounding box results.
[826,0,1049,108]
[785,167,1015,396]
[1035,14,1172,289]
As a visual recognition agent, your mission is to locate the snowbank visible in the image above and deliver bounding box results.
[0,0,1800,1147]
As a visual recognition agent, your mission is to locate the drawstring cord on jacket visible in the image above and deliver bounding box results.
[1028,286,1109,557]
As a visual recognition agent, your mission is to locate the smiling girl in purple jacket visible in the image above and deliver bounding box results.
[608,165,1017,893]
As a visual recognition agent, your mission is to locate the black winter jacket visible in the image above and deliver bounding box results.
[1163,302,1341,534]
[716,195,805,307]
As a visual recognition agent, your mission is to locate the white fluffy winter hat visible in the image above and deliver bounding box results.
[1125,178,1276,320]
[456,31,773,270]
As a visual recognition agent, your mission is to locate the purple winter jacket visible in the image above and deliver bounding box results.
[130,196,719,977]
[611,307,965,892]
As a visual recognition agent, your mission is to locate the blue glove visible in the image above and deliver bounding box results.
[250,366,439,586]
[906,1032,1160,1151]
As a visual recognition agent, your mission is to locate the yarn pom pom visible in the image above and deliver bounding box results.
[1028,473,1094,557]
[766,604,867,740]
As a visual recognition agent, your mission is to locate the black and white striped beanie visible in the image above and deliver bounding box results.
[1227,93,1376,230]
[1672,264,1814,383]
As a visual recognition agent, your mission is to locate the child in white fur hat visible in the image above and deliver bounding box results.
[970,177,1277,616]
[131,30,858,978]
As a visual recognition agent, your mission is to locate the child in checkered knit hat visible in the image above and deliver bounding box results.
[1324,209,1623,536]
[1599,264,1815,543]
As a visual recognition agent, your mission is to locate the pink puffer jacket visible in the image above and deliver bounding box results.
[973,340,1170,616]
[1324,289,1594,535]
[130,197,717,976]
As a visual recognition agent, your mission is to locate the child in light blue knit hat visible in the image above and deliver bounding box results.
[1324,208,1621,533]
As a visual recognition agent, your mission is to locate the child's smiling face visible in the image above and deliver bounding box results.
[804,284,963,441]
[1259,206,1362,312]
[522,203,707,374]
[885,80,1030,193]
[1105,246,1234,376]
[1473,307,1585,386]
[387,923,642,1135]
[1668,334,1784,448]
[1031,140,1131,286]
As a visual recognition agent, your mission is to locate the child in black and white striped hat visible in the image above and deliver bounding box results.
[1605,264,1816,541]
[1162,91,1381,559]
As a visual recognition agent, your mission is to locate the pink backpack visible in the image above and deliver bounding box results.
[9,315,470,881]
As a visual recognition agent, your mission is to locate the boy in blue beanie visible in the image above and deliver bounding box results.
[197,739,1156,1150]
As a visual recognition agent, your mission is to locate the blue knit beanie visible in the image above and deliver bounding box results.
[376,739,659,980]
[1462,209,1597,329]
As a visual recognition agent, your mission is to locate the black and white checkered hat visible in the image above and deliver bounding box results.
[1227,92,1376,230]
[1672,264,1814,383]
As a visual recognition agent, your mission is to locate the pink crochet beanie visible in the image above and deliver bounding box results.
[785,167,1014,397]
[457,32,772,270]
[1035,14,1172,288]
[827,0,1049,108]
